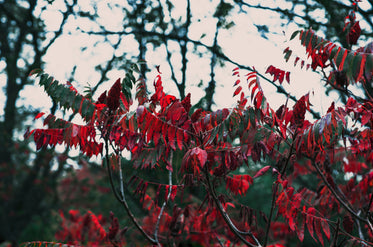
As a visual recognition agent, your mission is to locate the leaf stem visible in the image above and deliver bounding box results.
[154,153,173,245]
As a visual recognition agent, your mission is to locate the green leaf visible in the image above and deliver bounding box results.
[290,30,301,40]
[365,54,373,79]
[284,50,292,62]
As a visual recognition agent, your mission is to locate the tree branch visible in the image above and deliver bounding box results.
[263,183,278,247]
[104,133,158,245]
[204,165,261,247]
[154,153,173,245]
[312,159,368,224]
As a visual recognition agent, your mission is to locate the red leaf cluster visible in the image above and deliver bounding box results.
[265,65,290,84]
[291,95,307,127]
[310,50,329,71]
[55,210,125,245]
[27,14,373,245]
[181,147,207,175]
[181,93,191,114]
[226,174,253,196]
[347,21,361,45]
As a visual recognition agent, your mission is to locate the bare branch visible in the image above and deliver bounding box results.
[104,134,158,245]
[263,183,278,247]
[154,153,173,245]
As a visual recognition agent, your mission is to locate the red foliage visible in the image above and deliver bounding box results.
[55,210,125,245]
[26,2,373,246]
[265,65,290,84]
[291,95,307,127]
[348,21,361,45]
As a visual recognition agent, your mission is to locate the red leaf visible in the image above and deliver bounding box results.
[119,92,130,111]
[297,212,305,242]
[176,129,184,150]
[361,112,372,126]
[226,175,253,196]
[97,90,107,104]
[321,219,330,240]
[181,93,191,113]
[347,21,361,45]
[251,84,259,100]
[170,185,177,201]
[253,165,271,179]
[278,70,285,84]
[233,86,242,97]
[286,71,290,84]
[338,49,349,71]
[34,112,45,120]
[160,95,177,109]
[294,57,300,66]
[107,78,121,111]
[191,147,207,168]
[168,126,177,150]
[255,91,263,109]
[314,218,324,246]
[306,207,317,242]
[153,121,162,146]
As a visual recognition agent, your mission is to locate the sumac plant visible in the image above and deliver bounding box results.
[25,5,373,247]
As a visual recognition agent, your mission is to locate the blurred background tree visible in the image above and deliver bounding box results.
[0,0,78,245]
[1,0,371,245]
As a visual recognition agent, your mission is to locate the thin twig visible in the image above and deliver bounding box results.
[330,218,340,247]
[312,160,368,224]
[104,134,158,245]
[355,210,368,246]
[117,147,125,205]
[366,194,373,217]
[154,153,173,245]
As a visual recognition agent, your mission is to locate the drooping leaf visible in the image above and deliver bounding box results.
[253,165,271,179]
[306,207,317,242]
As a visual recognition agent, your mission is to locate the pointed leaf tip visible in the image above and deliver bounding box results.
[233,86,242,97]
[34,112,45,120]
[290,30,301,40]
[253,165,271,178]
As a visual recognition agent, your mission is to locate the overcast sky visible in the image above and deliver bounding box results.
[3,0,360,121]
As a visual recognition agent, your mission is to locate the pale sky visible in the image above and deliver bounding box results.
[3,0,362,123]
